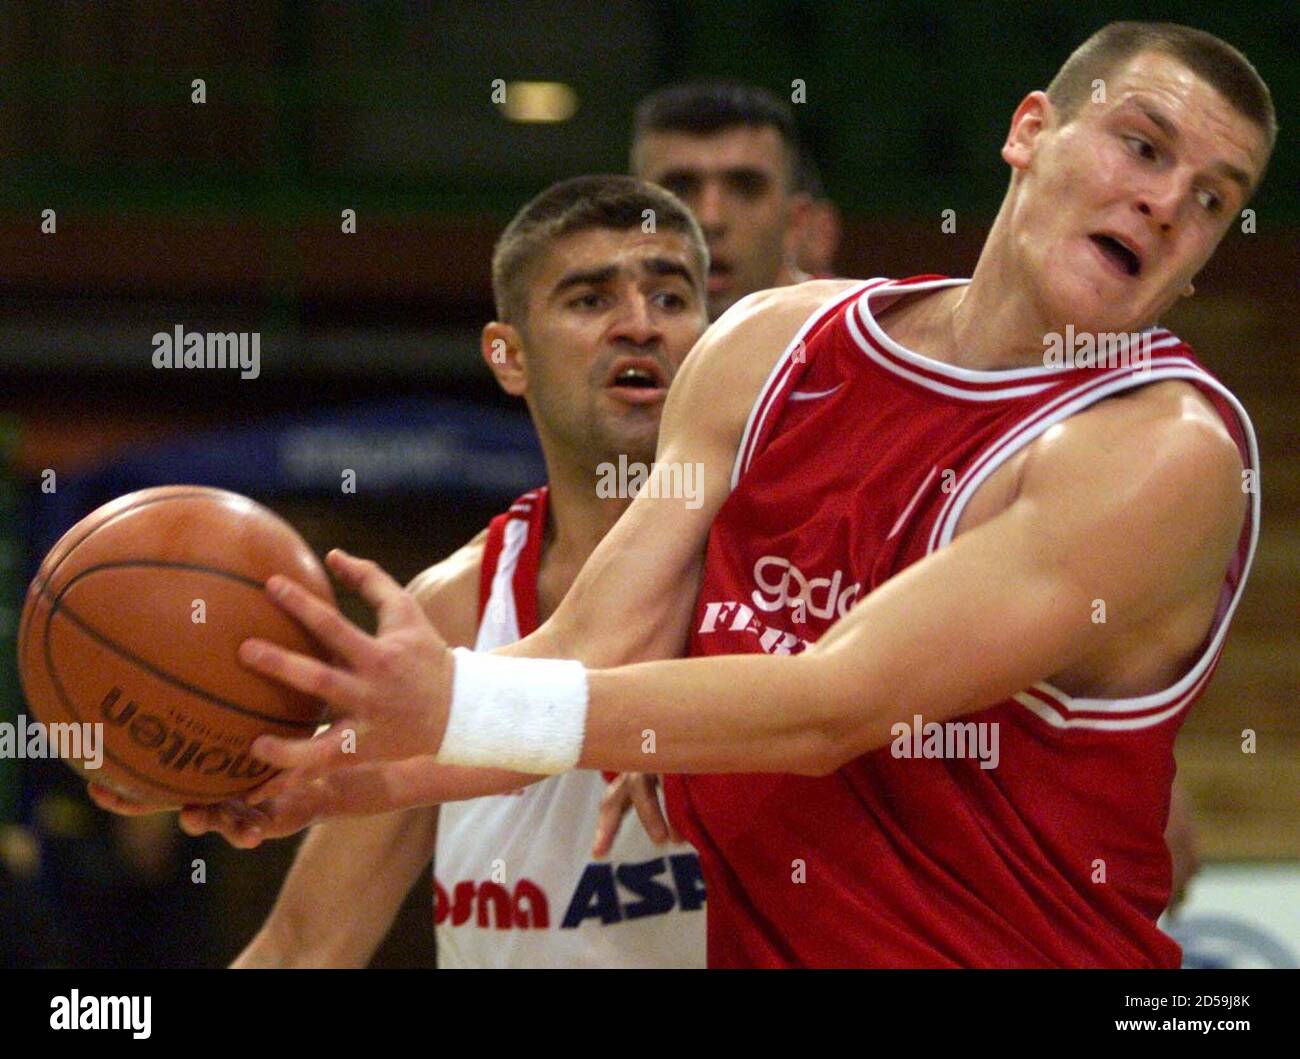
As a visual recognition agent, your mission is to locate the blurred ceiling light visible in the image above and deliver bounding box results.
[500,81,579,123]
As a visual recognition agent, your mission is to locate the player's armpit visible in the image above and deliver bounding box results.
[503,282,859,669]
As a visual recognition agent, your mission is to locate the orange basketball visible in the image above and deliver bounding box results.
[17,486,333,805]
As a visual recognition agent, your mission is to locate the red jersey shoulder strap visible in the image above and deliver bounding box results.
[476,514,509,628]
[509,486,548,638]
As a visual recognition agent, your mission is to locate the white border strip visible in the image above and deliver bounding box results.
[850,276,1180,392]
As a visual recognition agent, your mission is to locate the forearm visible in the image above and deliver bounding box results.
[494,497,707,670]
[321,758,543,811]
[232,806,438,968]
[578,651,845,775]
[420,763,543,802]
[496,559,701,669]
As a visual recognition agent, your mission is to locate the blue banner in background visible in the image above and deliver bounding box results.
[29,396,545,561]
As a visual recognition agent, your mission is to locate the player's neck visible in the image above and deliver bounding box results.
[951,215,1090,371]
[537,454,634,576]
[879,281,1054,374]
[881,222,1078,373]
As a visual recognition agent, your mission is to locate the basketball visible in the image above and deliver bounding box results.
[16,486,334,805]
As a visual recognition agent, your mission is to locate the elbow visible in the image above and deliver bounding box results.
[787,676,884,777]
[789,722,856,778]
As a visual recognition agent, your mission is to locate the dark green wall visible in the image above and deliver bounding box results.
[2,1,1294,222]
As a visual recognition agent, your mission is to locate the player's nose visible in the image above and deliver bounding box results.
[608,293,662,347]
[1133,175,1183,234]
[691,181,727,233]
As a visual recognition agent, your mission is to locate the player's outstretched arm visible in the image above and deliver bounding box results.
[240,282,855,773]
[568,380,1248,774]
[236,298,1245,783]
[232,805,438,968]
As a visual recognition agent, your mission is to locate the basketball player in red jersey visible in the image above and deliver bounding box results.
[629,78,1202,907]
[92,176,711,966]
[231,23,1274,968]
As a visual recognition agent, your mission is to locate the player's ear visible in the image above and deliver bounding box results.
[481,321,528,396]
[1002,91,1051,172]
[783,190,815,263]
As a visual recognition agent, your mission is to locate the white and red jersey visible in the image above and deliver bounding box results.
[435,487,706,968]
[664,276,1259,968]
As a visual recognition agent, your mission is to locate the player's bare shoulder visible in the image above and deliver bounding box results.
[1041,379,1242,479]
[1025,378,1246,560]
[405,527,488,649]
[663,280,864,454]
[702,279,861,370]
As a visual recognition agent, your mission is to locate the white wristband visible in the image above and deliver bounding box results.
[436,647,589,774]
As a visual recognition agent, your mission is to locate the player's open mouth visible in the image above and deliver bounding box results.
[604,357,668,404]
[1089,233,1143,278]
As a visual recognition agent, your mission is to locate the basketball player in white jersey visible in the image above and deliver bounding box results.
[92,175,712,967]
[224,24,1273,965]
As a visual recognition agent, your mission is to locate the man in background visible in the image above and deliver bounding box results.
[630,80,816,319]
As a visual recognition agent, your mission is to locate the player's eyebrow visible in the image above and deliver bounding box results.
[1130,100,1180,143]
[656,164,772,183]
[639,256,696,286]
[550,258,696,299]
[550,265,619,296]
[1125,100,1253,193]
[655,167,702,186]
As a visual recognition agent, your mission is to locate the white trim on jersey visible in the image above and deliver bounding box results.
[847,276,1184,401]
[926,361,1201,553]
[789,382,846,401]
[729,279,884,489]
[928,367,1260,732]
[474,517,528,650]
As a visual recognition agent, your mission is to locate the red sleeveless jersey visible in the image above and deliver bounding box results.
[663,276,1259,968]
